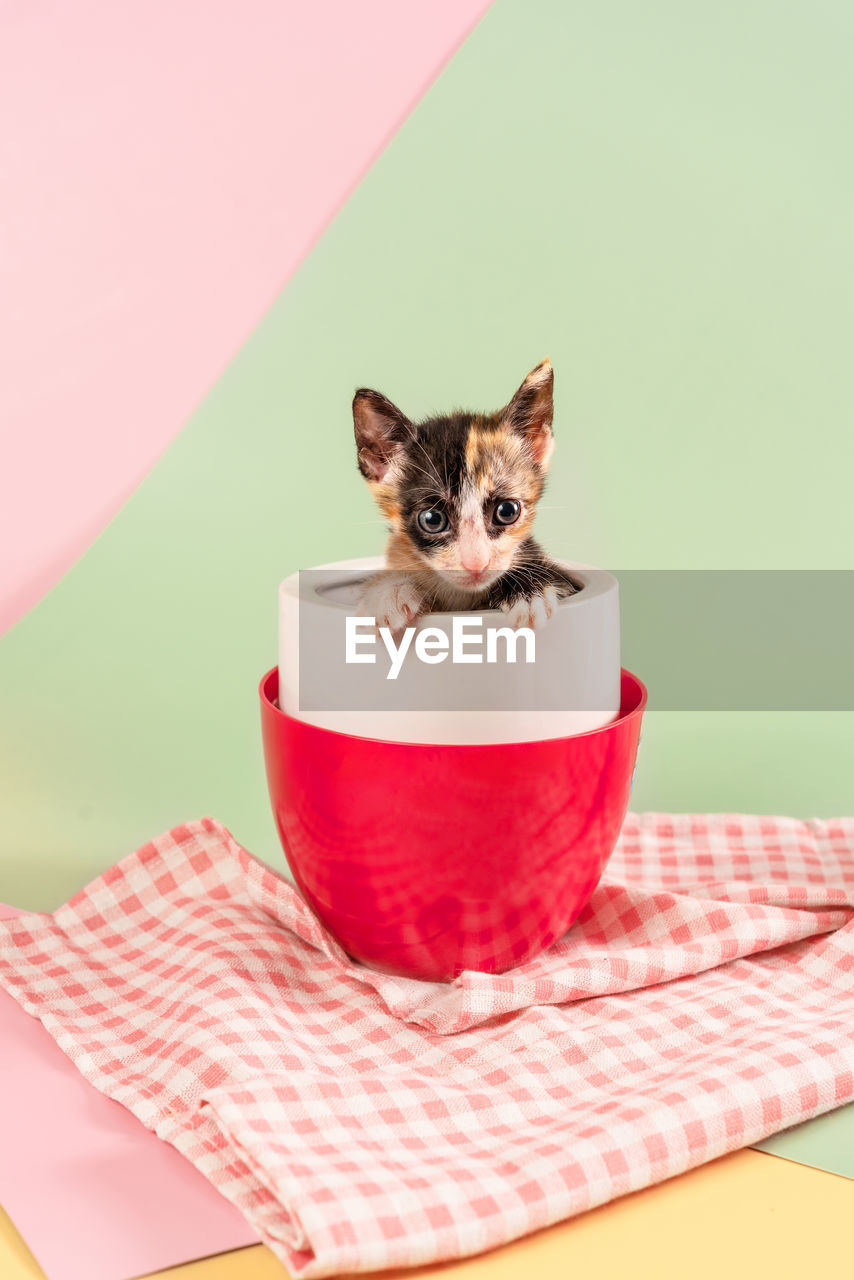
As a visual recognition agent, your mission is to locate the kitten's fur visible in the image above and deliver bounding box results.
[352,360,578,631]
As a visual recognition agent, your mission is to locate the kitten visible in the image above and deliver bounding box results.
[352,359,578,631]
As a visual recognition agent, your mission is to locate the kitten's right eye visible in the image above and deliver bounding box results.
[493,499,521,526]
[417,509,449,534]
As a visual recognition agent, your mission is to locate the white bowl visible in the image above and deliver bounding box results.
[278,556,620,744]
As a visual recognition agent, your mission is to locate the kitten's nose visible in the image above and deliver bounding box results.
[460,554,490,577]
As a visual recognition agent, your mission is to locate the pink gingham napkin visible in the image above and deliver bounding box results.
[1,815,854,1276]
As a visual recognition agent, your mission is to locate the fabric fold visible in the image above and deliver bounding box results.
[1,814,853,1276]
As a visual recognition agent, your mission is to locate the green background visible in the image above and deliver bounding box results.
[2,0,852,910]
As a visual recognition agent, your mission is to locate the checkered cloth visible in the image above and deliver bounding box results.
[1,815,853,1277]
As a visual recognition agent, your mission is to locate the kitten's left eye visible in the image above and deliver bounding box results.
[417,508,449,534]
[493,499,521,526]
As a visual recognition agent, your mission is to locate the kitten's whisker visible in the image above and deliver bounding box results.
[402,454,445,491]
[408,435,450,493]
[408,460,446,496]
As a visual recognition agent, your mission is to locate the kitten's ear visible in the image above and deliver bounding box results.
[501,359,555,470]
[353,389,411,482]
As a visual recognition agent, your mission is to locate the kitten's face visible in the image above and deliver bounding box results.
[353,361,555,592]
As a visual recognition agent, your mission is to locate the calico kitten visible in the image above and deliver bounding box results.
[352,359,578,630]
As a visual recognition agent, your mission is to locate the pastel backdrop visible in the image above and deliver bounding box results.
[2,0,853,911]
[0,0,491,633]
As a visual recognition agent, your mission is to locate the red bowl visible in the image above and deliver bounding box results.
[260,666,646,982]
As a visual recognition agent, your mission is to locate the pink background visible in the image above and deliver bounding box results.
[0,0,491,636]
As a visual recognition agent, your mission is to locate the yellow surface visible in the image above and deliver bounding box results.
[1,1149,850,1280]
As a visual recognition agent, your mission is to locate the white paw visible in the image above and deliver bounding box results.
[501,585,559,630]
[358,575,423,634]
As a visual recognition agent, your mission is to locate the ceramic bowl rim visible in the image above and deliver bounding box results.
[260,665,647,751]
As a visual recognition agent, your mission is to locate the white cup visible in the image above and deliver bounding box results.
[278,556,621,745]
